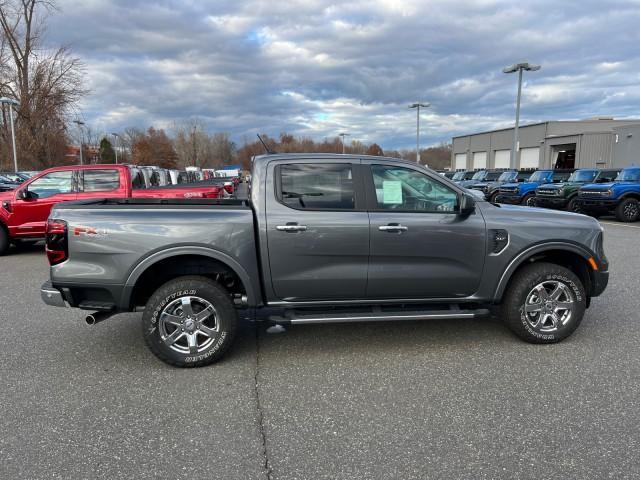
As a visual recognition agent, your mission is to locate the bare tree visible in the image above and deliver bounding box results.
[172,119,235,168]
[0,0,86,169]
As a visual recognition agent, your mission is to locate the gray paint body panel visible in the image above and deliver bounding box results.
[48,153,607,312]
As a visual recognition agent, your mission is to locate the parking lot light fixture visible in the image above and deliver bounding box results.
[0,97,20,172]
[111,132,119,164]
[503,62,541,170]
[409,102,430,163]
[339,133,350,154]
[73,120,86,165]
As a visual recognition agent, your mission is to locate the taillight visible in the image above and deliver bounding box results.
[203,188,224,199]
[224,184,234,194]
[45,219,68,265]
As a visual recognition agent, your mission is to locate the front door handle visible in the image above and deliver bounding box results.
[379,224,408,233]
[276,224,308,232]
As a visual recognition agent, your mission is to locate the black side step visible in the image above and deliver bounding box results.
[269,306,490,325]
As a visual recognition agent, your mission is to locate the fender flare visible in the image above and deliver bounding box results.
[121,245,258,308]
[493,241,594,300]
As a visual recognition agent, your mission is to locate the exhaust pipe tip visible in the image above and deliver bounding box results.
[85,311,113,326]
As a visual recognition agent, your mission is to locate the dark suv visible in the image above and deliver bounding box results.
[535,169,621,212]
[470,170,531,202]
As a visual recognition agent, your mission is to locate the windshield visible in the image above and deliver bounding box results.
[498,171,517,182]
[528,171,551,182]
[471,170,487,180]
[464,171,476,180]
[452,171,466,181]
[567,170,597,182]
[616,169,640,182]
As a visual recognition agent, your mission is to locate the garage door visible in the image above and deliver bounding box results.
[473,152,487,169]
[494,150,510,169]
[519,147,540,169]
[454,153,467,170]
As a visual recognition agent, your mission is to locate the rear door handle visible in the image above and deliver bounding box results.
[378,224,408,233]
[276,224,308,232]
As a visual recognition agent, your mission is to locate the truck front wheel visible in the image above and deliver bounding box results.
[615,198,640,222]
[521,194,536,207]
[501,262,586,344]
[142,276,237,367]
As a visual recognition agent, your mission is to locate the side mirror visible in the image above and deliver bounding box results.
[17,189,36,200]
[458,193,476,216]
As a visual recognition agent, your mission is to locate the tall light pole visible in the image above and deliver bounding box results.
[0,97,19,172]
[339,132,350,154]
[73,120,85,165]
[409,102,430,163]
[503,62,541,169]
[111,132,119,164]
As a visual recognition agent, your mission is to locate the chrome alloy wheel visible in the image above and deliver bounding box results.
[159,296,219,354]
[523,280,575,333]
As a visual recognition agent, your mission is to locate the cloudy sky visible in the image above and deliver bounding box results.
[47,0,640,149]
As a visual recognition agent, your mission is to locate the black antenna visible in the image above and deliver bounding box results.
[257,134,276,154]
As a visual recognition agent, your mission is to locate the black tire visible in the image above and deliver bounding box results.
[0,226,9,256]
[142,276,237,367]
[488,191,499,203]
[615,198,640,223]
[521,193,536,207]
[501,262,586,344]
[566,196,582,214]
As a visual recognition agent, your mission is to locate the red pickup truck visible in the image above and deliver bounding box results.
[0,164,225,255]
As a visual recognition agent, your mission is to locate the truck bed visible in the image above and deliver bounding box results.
[48,197,260,310]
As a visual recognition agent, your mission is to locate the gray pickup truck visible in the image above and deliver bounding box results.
[41,154,609,367]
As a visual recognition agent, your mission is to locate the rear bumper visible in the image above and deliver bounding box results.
[495,194,522,205]
[41,281,68,308]
[535,196,568,209]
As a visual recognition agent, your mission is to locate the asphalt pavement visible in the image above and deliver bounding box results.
[1,221,639,479]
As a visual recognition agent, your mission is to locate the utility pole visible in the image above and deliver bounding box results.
[503,62,541,169]
[409,102,430,163]
[339,132,350,154]
[0,97,19,172]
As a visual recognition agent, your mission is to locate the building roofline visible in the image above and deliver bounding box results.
[452,119,640,140]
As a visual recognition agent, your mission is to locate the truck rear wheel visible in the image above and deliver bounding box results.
[142,276,237,367]
[0,227,9,256]
[615,198,640,222]
[501,262,586,344]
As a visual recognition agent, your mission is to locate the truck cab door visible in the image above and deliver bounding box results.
[364,162,486,299]
[265,161,369,301]
[10,170,77,238]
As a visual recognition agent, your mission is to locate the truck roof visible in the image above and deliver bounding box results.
[252,153,423,167]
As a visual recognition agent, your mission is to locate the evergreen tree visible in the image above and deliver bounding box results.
[99,137,116,163]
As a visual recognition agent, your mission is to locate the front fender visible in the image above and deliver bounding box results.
[493,241,595,300]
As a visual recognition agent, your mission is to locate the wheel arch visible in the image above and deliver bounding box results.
[494,243,596,302]
[123,246,259,309]
[619,192,640,201]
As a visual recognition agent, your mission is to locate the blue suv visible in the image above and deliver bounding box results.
[577,166,640,222]
[496,169,574,206]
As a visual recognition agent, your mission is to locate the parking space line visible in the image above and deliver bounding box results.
[600,221,640,229]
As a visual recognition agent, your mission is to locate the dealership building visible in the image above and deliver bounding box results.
[451,118,640,171]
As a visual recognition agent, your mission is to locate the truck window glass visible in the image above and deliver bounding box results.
[26,171,74,199]
[371,165,458,213]
[130,169,145,189]
[83,169,120,192]
[280,164,355,210]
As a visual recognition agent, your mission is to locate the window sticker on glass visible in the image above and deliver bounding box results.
[382,180,403,204]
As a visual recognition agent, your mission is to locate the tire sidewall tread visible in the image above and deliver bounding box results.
[142,276,237,367]
[502,262,586,344]
[615,198,639,222]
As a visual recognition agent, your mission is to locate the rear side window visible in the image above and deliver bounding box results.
[130,169,145,189]
[83,170,120,192]
[278,164,355,210]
